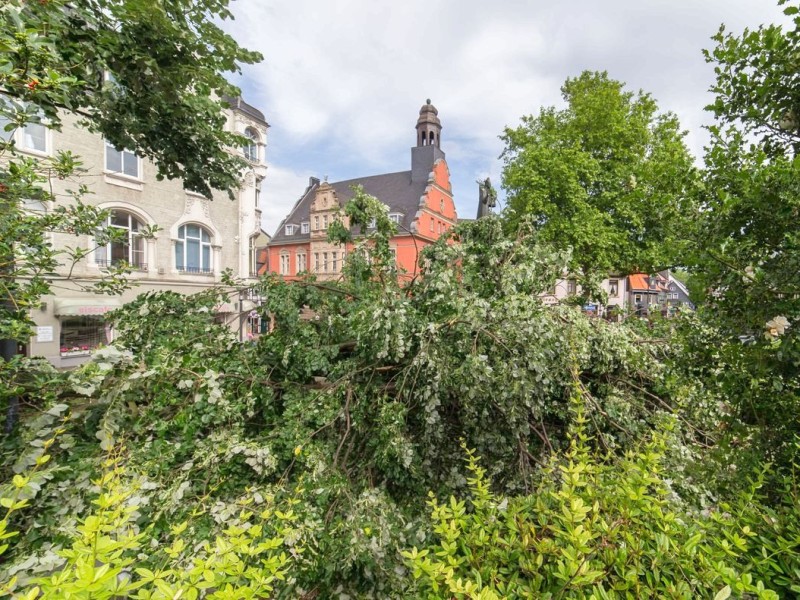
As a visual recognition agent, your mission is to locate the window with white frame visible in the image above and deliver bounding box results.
[314,252,320,272]
[296,251,307,273]
[255,176,263,207]
[389,213,403,225]
[279,252,290,275]
[95,210,146,269]
[0,109,48,154]
[243,127,259,162]
[567,279,577,296]
[285,224,296,236]
[176,224,213,273]
[323,215,328,229]
[249,236,258,276]
[609,280,619,297]
[389,247,397,265]
[22,121,47,153]
[314,216,320,230]
[301,222,309,234]
[331,251,338,273]
[322,252,328,273]
[105,142,139,178]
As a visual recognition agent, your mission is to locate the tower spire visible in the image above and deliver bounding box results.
[416,99,442,148]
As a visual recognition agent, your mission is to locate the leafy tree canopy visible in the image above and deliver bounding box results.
[501,71,698,295]
[1,0,262,198]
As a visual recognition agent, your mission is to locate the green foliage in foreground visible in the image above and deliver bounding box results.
[0,212,684,597]
[406,405,800,600]
[0,440,302,599]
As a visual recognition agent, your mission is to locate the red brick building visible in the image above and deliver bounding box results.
[266,100,457,281]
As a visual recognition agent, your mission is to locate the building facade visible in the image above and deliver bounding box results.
[543,270,693,318]
[266,100,457,281]
[10,98,268,368]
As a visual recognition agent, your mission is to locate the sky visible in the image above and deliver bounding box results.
[222,1,787,236]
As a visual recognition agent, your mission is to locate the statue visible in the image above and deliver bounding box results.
[476,177,497,219]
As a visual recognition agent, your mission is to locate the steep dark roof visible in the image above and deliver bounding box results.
[223,95,269,126]
[270,171,429,244]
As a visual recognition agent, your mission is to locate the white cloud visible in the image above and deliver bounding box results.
[225,0,789,229]
[259,164,311,235]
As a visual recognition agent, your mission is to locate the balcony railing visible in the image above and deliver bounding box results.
[177,266,213,275]
[96,259,147,271]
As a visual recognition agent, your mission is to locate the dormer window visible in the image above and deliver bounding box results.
[388,213,403,225]
[301,222,309,234]
[285,224,296,236]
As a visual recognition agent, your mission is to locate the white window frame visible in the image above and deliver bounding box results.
[301,222,309,234]
[243,127,259,162]
[389,213,403,225]
[285,224,296,236]
[175,223,213,274]
[95,210,147,270]
[279,251,290,275]
[567,279,577,296]
[0,108,51,156]
[609,280,619,298]
[296,251,307,273]
[104,142,141,180]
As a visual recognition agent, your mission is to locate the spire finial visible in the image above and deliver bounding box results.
[426,98,431,105]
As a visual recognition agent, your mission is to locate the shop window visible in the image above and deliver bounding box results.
[59,316,109,356]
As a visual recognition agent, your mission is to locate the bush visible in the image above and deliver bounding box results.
[404,398,795,599]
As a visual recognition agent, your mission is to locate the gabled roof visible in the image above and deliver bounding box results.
[270,170,429,244]
[668,274,690,296]
[627,273,669,292]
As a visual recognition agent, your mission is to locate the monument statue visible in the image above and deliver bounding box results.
[476,176,497,219]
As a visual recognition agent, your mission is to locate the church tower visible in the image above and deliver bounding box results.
[415,99,442,147]
[412,99,445,183]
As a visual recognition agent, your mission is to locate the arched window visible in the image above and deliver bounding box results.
[176,224,212,273]
[243,127,259,162]
[95,210,146,269]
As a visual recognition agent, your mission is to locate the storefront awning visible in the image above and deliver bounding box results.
[53,298,123,317]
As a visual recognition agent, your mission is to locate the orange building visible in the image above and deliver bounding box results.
[266,100,457,281]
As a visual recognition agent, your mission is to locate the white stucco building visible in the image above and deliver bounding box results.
[10,97,268,368]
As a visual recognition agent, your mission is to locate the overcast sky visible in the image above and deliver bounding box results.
[222,1,787,235]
